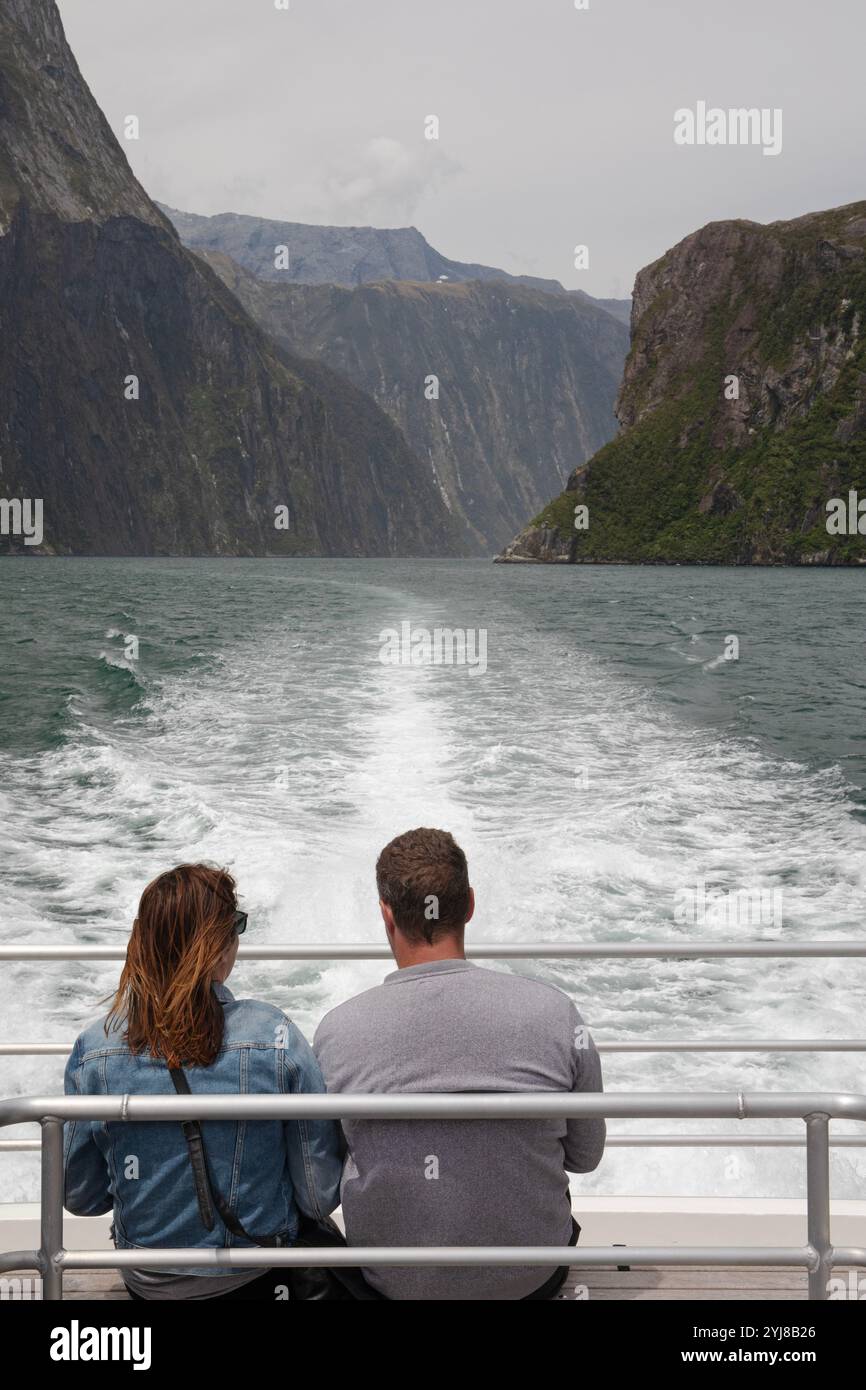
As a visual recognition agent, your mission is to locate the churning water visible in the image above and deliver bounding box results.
[1,558,864,1202]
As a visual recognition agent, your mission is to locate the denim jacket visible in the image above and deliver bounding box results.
[63,984,343,1275]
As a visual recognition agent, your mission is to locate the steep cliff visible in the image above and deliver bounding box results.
[195,253,628,552]
[0,0,465,556]
[498,202,866,565]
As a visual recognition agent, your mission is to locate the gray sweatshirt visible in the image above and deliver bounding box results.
[313,958,605,1300]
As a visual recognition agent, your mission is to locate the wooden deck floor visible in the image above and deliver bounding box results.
[6,1265,841,1300]
[558,1265,828,1300]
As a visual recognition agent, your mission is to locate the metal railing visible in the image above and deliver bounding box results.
[1,1091,865,1301]
[2,941,865,1299]
[3,940,866,1153]
[2,940,864,960]
[1,940,863,1062]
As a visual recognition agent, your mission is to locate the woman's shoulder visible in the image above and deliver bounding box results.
[218,987,304,1048]
[70,1012,127,1062]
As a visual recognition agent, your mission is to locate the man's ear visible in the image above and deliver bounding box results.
[465,887,475,925]
[380,900,397,939]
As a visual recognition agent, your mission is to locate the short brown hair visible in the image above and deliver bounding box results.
[376,828,470,944]
[107,864,239,1068]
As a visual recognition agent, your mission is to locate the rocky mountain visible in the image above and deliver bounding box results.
[0,0,465,556]
[193,252,629,551]
[162,205,632,327]
[498,201,866,565]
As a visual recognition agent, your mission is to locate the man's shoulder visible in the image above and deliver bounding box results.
[471,965,579,1016]
[315,966,579,1042]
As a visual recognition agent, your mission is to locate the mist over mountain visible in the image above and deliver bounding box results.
[0,0,465,556]
[499,201,866,566]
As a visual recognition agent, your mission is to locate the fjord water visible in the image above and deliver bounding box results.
[1,558,864,1203]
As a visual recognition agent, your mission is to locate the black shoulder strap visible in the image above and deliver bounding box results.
[169,1066,282,1248]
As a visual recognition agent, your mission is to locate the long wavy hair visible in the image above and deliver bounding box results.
[107,864,239,1068]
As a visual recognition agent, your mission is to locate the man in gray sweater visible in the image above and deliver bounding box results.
[313,827,606,1301]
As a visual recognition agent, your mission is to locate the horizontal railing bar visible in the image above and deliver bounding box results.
[0,1246,857,1275]
[0,1250,40,1274]
[599,1040,866,1052]
[3,1092,866,1125]
[4,1038,866,1057]
[606,1135,866,1147]
[829,1246,866,1269]
[0,941,863,962]
[5,1134,866,1152]
[58,1245,822,1271]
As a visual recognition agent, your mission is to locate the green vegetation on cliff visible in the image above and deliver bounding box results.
[506,202,866,566]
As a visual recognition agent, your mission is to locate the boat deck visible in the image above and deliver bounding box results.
[7,1264,845,1301]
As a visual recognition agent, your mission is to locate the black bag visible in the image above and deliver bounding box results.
[169,1066,362,1300]
[289,1212,376,1301]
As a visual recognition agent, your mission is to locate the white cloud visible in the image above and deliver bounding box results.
[297,137,462,227]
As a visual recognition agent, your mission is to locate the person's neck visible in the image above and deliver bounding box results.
[392,934,466,970]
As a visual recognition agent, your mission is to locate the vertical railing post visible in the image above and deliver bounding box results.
[805,1112,832,1300]
[40,1117,64,1301]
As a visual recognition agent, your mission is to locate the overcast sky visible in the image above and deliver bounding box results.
[58,0,866,298]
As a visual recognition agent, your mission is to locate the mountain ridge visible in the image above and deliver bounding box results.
[161,204,632,326]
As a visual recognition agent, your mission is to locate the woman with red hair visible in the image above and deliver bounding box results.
[63,864,342,1301]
